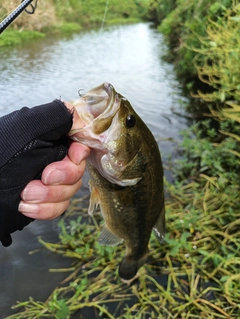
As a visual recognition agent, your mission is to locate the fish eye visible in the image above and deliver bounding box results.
[126,114,136,128]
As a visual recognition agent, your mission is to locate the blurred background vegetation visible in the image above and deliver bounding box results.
[0,0,149,45]
[0,0,149,36]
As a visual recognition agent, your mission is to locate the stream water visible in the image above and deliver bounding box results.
[0,22,189,318]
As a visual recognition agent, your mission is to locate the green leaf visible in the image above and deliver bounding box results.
[220,276,229,282]
[229,16,240,21]
[56,300,70,319]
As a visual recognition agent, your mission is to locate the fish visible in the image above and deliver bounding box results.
[69,82,165,280]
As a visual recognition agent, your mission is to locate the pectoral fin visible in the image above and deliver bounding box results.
[98,224,123,246]
[152,205,166,244]
[88,180,100,215]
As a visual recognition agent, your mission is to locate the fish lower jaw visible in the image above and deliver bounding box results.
[71,133,106,150]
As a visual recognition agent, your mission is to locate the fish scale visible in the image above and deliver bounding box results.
[69,82,165,280]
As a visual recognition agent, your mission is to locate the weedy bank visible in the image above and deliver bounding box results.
[5,187,240,318]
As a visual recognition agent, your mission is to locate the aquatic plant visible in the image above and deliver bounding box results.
[5,176,240,319]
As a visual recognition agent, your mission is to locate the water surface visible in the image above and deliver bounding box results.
[0,22,188,317]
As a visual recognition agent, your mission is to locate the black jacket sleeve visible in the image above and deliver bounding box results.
[0,100,73,247]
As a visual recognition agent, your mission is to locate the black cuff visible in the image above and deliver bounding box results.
[0,100,73,246]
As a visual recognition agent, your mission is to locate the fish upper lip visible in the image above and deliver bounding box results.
[103,82,117,104]
[103,82,113,95]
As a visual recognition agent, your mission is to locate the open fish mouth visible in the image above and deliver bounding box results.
[69,82,123,151]
[71,82,120,128]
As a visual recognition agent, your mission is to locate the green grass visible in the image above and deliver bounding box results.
[0,30,45,46]
[41,22,82,35]
[57,23,82,33]
[105,17,143,26]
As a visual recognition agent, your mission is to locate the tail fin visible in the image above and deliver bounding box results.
[118,252,148,280]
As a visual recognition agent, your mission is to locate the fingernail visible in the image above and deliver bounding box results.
[44,169,65,185]
[19,202,39,215]
[78,150,90,163]
[22,185,47,202]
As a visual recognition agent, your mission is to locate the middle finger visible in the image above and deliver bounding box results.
[21,179,82,204]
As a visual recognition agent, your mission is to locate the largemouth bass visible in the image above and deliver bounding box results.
[69,82,165,280]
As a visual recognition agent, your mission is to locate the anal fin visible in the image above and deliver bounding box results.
[98,224,123,246]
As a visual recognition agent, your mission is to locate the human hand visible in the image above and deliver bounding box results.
[0,99,89,246]
[19,141,89,220]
